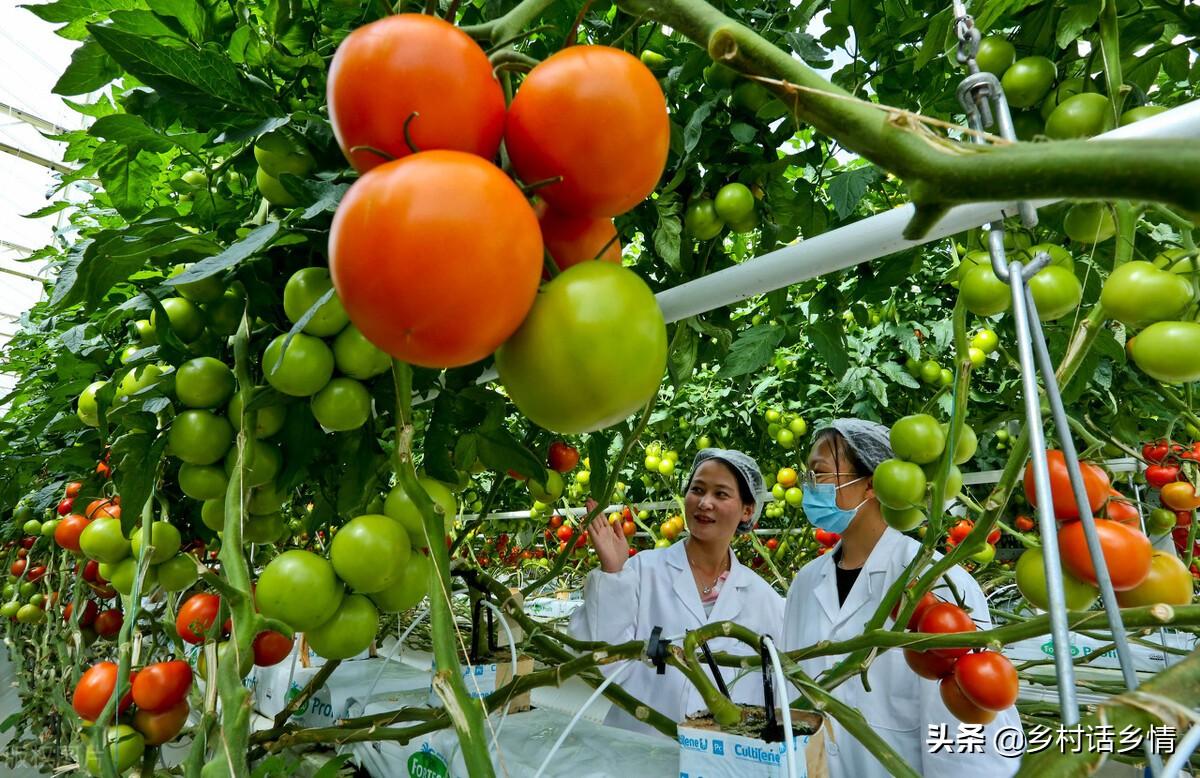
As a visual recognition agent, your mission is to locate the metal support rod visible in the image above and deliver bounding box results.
[0,140,74,174]
[0,101,67,134]
[1023,284,1164,774]
[1007,258,1081,723]
[406,101,1200,407]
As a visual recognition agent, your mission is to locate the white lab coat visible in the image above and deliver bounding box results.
[569,540,786,736]
[782,527,1021,778]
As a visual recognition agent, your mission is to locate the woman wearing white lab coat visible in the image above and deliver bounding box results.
[569,448,785,736]
[783,420,1021,778]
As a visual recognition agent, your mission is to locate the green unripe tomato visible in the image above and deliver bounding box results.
[283,267,349,337]
[685,200,725,240]
[975,37,1015,77]
[254,130,315,178]
[256,167,298,206]
[1001,56,1056,109]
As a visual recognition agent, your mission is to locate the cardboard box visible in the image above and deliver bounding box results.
[677,709,829,778]
[429,654,535,713]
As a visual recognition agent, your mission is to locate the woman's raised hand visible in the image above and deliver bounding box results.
[585,498,629,573]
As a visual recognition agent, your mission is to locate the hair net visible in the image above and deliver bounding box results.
[687,448,766,533]
[814,419,894,474]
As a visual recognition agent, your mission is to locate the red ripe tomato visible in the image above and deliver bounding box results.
[904,648,957,680]
[948,520,973,543]
[57,497,74,516]
[548,441,581,473]
[953,651,1018,711]
[73,662,135,722]
[66,600,100,627]
[986,527,1001,545]
[1143,441,1169,464]
[133,700,189,746]
[9,559,25,577]
[1177,511,1193,528]
[327,14,505,173]
[65,481,83,498]
[548,514,564,530]
[19,536,35,549]
[1161,482,1200,511]
[56,514,90,552]
[132,661,193,713]
[505,46,669,218]
[1146,464,1180,488]
[1023,451,1109,521]
[939,676,997,724]
[574,533,588,549]
[556,525,574,542]
[538,204,622,277]
[176,593,220,645]
[892,589,940,630]
[1103,490,1141,528]
[1015,516,1035,532]
[766,538,779,551]
[917,602,977,660]
[622,520,637,537]
[26,565,46,583]
[1058,519,1152,590]
[96,460,111,479]
[83,559,102,583]
[253,630,295,667]
[94,609,123,638]
[329,151,542,369]
[86,498,120,520]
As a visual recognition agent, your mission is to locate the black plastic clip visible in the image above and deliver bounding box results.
[647,626,672,675]
[759,635,784,743]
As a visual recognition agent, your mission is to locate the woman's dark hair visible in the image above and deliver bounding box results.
[814,429,871,476]
[704,458,755,506]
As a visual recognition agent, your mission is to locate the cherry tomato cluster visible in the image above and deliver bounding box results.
[897,592,1018,724]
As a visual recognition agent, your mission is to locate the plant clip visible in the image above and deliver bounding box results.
[647,625,671,675]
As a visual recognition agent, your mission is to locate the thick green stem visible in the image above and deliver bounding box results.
[614,0,1200,233]
[391,361,495,778]
[1098,0,1126,123]
[461,0,561,43]
[207,307,260,778]
[463,567,678,735]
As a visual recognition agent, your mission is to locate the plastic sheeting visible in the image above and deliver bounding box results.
[348,697,678,778]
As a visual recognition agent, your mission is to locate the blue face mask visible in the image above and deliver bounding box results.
[801,477,866,534]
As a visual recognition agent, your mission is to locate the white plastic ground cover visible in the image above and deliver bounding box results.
[252,642,432,728]
[348,697,678,778]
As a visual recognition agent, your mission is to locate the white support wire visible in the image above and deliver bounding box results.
[531,662,636,778]
[763,636,798,778]
[479,599,520,742]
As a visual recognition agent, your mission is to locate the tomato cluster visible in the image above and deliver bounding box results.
[324,15,670,434]
[873,414,979,533]
[897,592,1018,723]
[1110,252,1200,384]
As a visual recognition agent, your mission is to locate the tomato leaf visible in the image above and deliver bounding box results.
[653,191,684,273]
[667,321,699,390]
[53,37,123,94]
[94,143,161,219]
[879,361,920,388]
[476,428,545,485]
[169,223,281,288]
[828,166,880,220]
[729,122,758,143]
[914,8,951,71]
[683,100,716,155]
[808,318,849,377]
[111,430,169,535]
[1056,0,1101,49]
[335,429,383,519]
[147,0,211,43]
[311,754,354,778]
[88,15,276,119]
[785,31,832,68]
[588,432,611,499]
[718,325,786,378]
